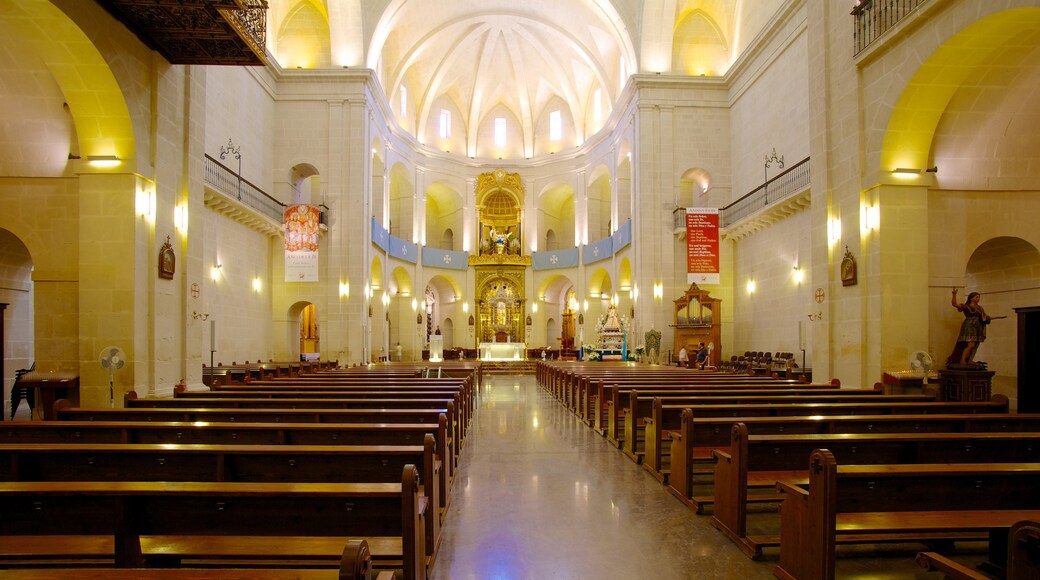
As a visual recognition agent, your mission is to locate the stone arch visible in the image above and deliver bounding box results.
[0,228,35,409]
[287,300,318,360]
[425,180,464,250]
[371,137,386,225]
[879,8,1040,179]
[389,265,412,297]
[388,162,414,240]
[680,167,713,206]
[289,163,322,205]
[5,0,135,162]
[616,144,633,225]
[672,8,729,76]
[586,164,612,241]
[536,181,575,248]
[962,237,1039,377]
[370,254,384,293]
[273,0,332,68]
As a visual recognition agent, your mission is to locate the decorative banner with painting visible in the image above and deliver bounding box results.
[284,204,320,282]
[685,207,720,284]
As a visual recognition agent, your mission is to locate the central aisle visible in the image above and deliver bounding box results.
[430,374,778,579]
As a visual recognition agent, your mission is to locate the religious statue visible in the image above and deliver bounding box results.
[644,328,662,365]
[945,289,1005,369]
[604,304,621,330]
[489,227,512,254]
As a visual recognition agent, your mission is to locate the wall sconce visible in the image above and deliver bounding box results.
[252,277,262,292]
[411,298,418,312]
[87,155,120,168]
[174,204,188,234]
[747,277,757,294]
[136,188,155,219]
[861,204,879,232]
[828,217,841,245]
[892,166,937,177]
[808,312,823,321]
[652,283,663,301]
[632,286,638,303]
[793,266,804,285]
[583,299,589,312]
[210,264,222,281]
[191,311,210,321]
[381,292,390,307]
[532,302,538,313]
[339,282,349,298]
[462,301,469,313]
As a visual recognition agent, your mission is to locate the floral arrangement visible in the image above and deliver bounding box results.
[582,343,601,361]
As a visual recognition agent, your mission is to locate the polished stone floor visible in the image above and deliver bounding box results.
[429,374,979,580]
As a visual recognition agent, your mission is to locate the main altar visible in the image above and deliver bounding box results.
[470,169,530,356]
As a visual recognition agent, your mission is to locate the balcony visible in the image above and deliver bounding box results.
[673,157,811,241]
[96,0,269,66]
[203,154,283,236]
[852,0,930,56]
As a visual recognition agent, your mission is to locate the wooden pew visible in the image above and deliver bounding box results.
[639,395,1011,486]
[0,538,386,580]
[614,390,933,464]
[571,372,820,419]
[667,409,1040,513]
[0,440,442,569]
[132,389,467,470]
[594,380,844,434]
[916,519,1040,580]
[711,425,1040,557]
[1,417,454,519]
[201,367,233,387]
[0,466,425,580]
[772,450,1040,580]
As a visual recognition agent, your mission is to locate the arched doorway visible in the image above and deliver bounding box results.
[300,303,319,358]
[0,228,34,416]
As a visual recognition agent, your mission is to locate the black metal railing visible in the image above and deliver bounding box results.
[852,0,929,55]
[204,154,285,222]
[720,157,810,228]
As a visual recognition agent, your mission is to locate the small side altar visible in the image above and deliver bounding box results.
[480,342,526,361]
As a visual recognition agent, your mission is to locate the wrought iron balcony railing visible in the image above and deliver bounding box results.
[852,0,929,55]
[204,154,284,223]
[720,157,810,229]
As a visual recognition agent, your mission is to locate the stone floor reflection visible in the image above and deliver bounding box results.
[429,374,969,580]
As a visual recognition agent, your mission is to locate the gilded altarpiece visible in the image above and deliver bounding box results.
[475,268,526,343]
[469,169,530,345]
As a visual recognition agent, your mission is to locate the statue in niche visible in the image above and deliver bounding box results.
[644,328,662,365]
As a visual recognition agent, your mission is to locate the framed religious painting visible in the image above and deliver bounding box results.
[159,236,175,280]
[840,245,857,287]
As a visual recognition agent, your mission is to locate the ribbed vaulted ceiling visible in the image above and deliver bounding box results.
[373,1,634,158]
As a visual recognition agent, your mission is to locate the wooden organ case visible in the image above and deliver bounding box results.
[671,283,721,367]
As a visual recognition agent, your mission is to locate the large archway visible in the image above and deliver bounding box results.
[0,228,34,415]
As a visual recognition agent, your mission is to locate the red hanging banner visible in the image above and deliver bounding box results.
[685,207,720,284]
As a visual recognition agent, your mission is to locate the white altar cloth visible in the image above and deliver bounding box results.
[479,342,526,361]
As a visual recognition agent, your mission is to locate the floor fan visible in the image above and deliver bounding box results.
[99,346,126,407]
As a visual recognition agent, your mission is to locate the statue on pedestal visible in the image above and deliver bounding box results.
[945,289,1005,369]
